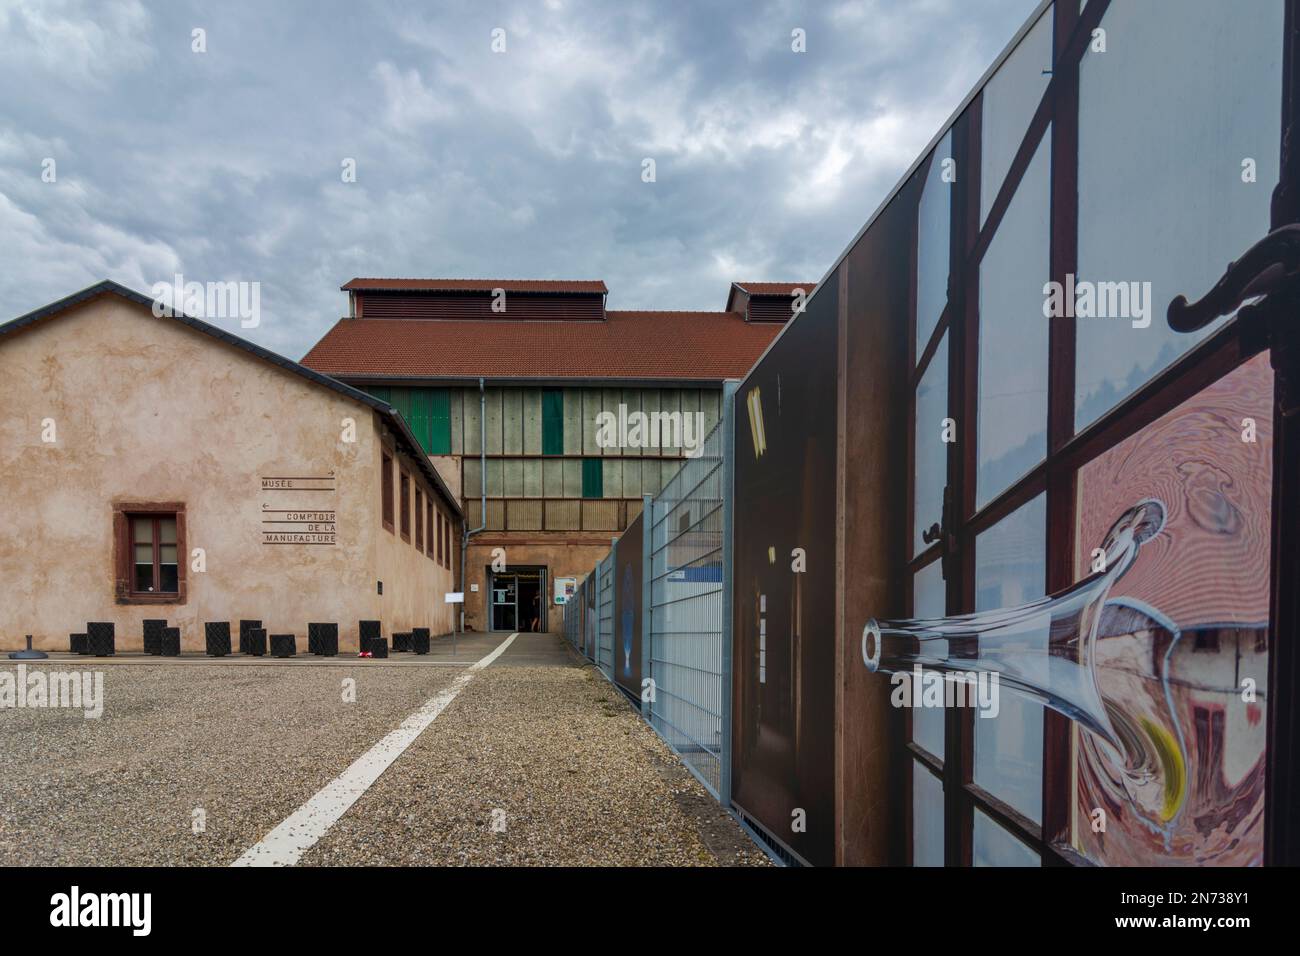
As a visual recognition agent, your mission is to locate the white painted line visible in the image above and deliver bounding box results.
[231,632,519,867]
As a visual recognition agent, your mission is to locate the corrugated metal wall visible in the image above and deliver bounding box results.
[448,386,721,531]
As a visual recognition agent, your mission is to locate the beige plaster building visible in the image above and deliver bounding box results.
[0,281,461,652]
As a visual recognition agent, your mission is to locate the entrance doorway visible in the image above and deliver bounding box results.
[488,566,547,632]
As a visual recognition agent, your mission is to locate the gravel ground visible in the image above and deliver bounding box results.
[0,662,460,865]
[301,660,771,866]
[0,646,769,867]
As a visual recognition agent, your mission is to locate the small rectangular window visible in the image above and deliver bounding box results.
[400,471,411,540]
[415,488,424,551]
[130,514,179,594]
[426,500,435,560]
[114,504,186,604]
[436,511,443,564]
[381,453,394,531]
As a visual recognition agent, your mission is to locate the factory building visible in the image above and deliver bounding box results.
[301,278,810,632]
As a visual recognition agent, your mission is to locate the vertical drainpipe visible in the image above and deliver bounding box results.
[460,377,487,632]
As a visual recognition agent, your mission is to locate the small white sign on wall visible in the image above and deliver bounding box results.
[445,592,465,604]
[554,576,577,605]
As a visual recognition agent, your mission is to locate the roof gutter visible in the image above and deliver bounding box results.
[333,374,736,389]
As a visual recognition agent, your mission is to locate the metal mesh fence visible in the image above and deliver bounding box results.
[564,383,735,807]
[564,590,580,649]
[646,417,728,800]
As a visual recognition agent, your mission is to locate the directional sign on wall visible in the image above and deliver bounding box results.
[260,471,337,545]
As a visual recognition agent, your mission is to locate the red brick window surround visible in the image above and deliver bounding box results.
[426,500,436,561]
[415,488,424,551]
[400,470,411,541]
[113,502,187,605]
[381,452,394,533]
[442,512,451,570]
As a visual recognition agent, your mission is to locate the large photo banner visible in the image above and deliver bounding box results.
[732,278,839,867]
[613,512,644,698]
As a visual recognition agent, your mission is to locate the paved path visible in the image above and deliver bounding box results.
[0,632,767,866]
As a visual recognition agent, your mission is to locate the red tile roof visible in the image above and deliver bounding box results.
[300,310,780,381]
[341,278,608,294]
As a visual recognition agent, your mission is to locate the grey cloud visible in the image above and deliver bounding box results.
[0,0,1039,358]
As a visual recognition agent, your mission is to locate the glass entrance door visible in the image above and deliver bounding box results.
[490,574,517,631]
[488,567,548,631]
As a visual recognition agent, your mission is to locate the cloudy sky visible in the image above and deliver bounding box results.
[0,0,1039,359]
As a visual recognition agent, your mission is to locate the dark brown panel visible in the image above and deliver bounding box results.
[359,291,606,321]
[732,272,839,867]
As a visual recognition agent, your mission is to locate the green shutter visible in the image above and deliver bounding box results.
[427,388,451,454]
[408,388,431,453]
[390,387,412,426]
[542,389,564,455]
[385,387,417,450]
[581,457,603,499]
[365,387,448,456]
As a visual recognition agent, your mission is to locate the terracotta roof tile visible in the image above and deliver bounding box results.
[300,310,779,381]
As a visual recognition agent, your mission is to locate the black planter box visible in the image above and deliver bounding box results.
[205,621,232,657]
[239,619,262,655]
[143,619,167,656]
[246,627,267,656]
[160,627,181,656]
[370,637,388,659]
[392,631,411,653]
[270,633,295,658]
[70,632,88,654]
[87,622,115,657]
[308,622,338,657]
[358,620,381,654]
[412,629,431,655]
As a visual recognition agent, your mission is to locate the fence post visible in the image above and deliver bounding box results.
[641,492,654,719]
[594,559,602,665]
[609,538,617,680]
[602,543,614,680]
[720,379,737,809]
